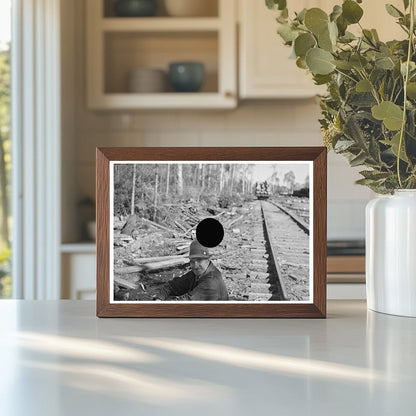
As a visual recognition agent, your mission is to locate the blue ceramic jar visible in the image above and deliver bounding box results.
[114,0,157,17]
[168,62,205,92]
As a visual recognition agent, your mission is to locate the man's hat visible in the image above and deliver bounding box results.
[189,240,210,259]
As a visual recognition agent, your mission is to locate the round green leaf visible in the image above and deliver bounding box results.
[356,79,372,92]
[318,27,334,52]
[266,0,287,11]
[350,54,368,70]
[328,21,338,43]
[306,48,335,75]
[304,8,328,35]
[277,23,298,43]
[296,8,307,23]
[333,60,352,70]
[294,33,316,58]
[330,5,342,22]
[371,101,404,131]
[375,56,395,70]
[342,0,363,24]
[336,15,348,36]
[407,82,416,99]
[385,4,403,18]
[296,57,307,69]
[313,74,332,85]
[389,132,408,162]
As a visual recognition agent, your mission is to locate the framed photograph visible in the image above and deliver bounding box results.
[96,147,326,318]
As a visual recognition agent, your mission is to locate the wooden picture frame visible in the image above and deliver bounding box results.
[96,147,327,318]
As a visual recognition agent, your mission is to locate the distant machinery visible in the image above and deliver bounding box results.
[255,181,271,200]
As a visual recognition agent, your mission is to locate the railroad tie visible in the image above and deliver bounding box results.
[248,293,272,301]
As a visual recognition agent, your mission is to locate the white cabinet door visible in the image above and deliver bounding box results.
[62,253,96,300]
[238,0,403,99]
[239,0,325,99]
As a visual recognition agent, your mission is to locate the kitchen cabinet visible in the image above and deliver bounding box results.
[61,244,96,300]
[238,0,404,99]
[86,0,237,109]
[238,0,325,99]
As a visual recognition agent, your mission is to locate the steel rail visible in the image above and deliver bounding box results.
[260,201,288,301]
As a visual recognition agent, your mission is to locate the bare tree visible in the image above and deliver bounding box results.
[165,163,170,197]
[130,164,136,215]
[219,164,224,192]
[153,168,159,221]
[177,164,183,196]
[284,170,296,195]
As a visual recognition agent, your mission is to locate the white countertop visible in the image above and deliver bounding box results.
[0,300,415,415]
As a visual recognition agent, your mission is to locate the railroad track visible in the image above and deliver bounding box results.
[245,199,310,301]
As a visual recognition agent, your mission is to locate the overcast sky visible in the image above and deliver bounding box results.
[251,163,310,184]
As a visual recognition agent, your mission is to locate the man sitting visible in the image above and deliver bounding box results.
[155,240,229,301]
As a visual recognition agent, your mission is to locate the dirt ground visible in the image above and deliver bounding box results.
[113,196,310,301]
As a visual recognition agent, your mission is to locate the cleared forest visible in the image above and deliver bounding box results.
[112,163,309,301]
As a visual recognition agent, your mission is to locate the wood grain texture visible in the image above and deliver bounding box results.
[96,148,110,317]
[327,256,365,274]
[96,147,327,318]
[313,147,327,318]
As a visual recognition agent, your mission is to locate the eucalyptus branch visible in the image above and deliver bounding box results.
[334,68,358,84]
[358,69,381,104]
[393,85,404,103]
[397,0,415,188]
[390,79,398,101]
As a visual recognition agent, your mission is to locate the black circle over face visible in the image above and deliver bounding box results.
[196,218,224,248]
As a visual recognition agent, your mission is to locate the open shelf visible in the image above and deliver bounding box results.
[104,31,218,94]
[87,0,236,109]
[103,0,219,18]
[101,17,221,31]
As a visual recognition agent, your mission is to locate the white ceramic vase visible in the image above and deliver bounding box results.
[366,190,416,317]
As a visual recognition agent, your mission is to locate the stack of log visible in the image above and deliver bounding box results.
[115,254,189,275]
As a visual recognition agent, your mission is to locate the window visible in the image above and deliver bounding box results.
[0,0,11,298]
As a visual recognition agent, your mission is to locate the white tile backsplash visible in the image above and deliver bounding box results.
[328,199,369,240]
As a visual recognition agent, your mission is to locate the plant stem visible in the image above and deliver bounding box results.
[397,0,414,188]
[334,68,358,84]
[358,69,381,104]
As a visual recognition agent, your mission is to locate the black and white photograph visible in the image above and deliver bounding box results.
[110,161,313,303]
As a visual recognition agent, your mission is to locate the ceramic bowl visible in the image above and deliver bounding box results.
[128,68,167,93]
[168,62,205,92]
[114,0,158,17]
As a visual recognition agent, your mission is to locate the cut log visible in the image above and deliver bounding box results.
[174,221,187,232]
[114,276,138,290]
[115,257,189,274]
[115,266,143,274]
[129,254,187,265]
[228,215,244,228]
[114,233,133,240]
[145,257,189,271]
[141,217,178,236]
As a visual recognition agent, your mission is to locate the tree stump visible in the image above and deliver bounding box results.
[120,214,140,236]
